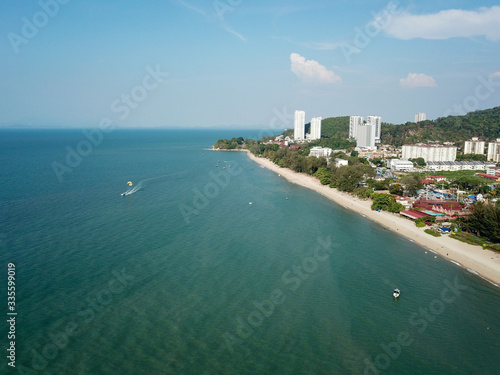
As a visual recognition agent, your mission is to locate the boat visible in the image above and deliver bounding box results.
[393,289,401,298]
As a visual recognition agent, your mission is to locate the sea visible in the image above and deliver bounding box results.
[1,128,499,375]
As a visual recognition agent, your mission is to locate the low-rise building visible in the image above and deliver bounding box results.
[309,146,332,158]
[388,159,414,172]
[412,198,468,219]
[427,161,495,172]
[335,158,348,167]
[486,166,500,176]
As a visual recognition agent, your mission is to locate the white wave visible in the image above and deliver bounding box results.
[121,172,186,196]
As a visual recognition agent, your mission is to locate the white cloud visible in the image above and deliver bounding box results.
[384,6,500,41]
[491,72,500,78]
[400,73,437,88]
[290,53,341,84]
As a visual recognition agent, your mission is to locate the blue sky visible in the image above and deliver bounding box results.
[1,0,499,128]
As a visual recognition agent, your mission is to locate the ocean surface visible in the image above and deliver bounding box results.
[1,129,500,375]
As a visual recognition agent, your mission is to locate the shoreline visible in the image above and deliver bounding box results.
[239,150,500,287]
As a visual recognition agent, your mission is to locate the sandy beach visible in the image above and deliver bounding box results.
[244,151,500,287]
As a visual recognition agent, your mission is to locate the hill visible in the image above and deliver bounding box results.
[381,107,500,147]
[267,106,500,150]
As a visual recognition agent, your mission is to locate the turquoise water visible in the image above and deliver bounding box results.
[1,129,499,374]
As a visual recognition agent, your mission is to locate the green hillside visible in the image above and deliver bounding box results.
[381,107,500,146]
[274,106,500,149]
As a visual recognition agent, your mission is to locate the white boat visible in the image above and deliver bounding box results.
[393,289,401,298]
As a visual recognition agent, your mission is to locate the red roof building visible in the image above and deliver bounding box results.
[412,197,468,218]
[476,173,500,181]
[400,210,431,220]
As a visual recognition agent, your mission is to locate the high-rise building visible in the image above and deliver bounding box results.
[487,138,500,163]
[310,117,322,140]
[349,116,363,140]
[464,137,485,155]
[415,113,426,122]
[366,115,381,143]
[402,144,457,162]
[294,110,305,141]
[356,124,376,150]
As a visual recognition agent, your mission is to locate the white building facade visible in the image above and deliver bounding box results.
[366,115,381,143]
[402,144,457,162]
[310,117,322,140]
[464,137,485,155]
[415,112,426,122]
[356,124,376,150]
[389,159,414,172]
[349,116,363,140]
[487,138,500,163]
[294,110,305,141]
[309,146,333,158]
[427,161,495,172]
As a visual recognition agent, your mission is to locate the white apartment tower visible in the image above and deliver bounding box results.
[366,115,381,143]
[349,116,363,140]
[415,113,426,122]
[294,110,305,141]
[310,117,322,140]
[487,138,500,163]
[356,124,376,150]
[464,137,485,155]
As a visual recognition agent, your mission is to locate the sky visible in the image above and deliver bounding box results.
[0,0,499,128]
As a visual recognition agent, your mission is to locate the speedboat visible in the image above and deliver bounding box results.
[121,192,126,196]
[393,289,401,298]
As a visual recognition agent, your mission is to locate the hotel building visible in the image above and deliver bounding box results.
[310,117,322,140]
[349,116,363,140]
[294,110,305,141]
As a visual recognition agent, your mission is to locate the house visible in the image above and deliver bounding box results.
[335,158,348,167]
[426,175,446,182]
[412,198,468,219]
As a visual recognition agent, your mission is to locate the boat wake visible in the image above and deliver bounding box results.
[121,172,185,196]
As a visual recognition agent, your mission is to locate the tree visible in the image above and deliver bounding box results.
[410,157,426,167]
[331,164,367,192]
[402,173,423,196]
[463,202,500,242]
[389,183,404,196]
[314,167,333,185]
[371,193,404,213]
